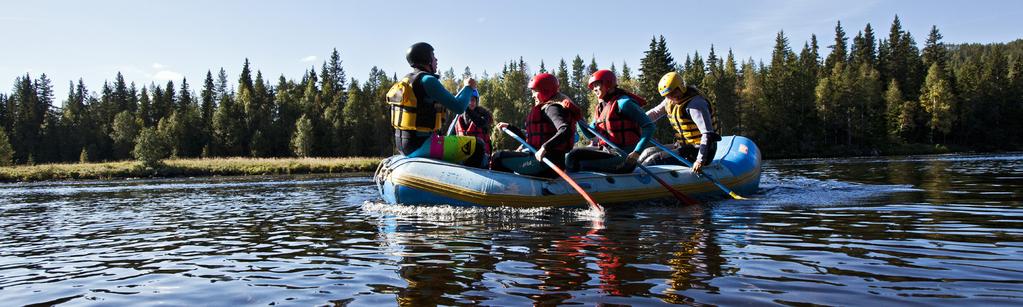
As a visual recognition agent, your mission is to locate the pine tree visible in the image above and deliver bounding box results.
[621,61,632,82]
[137,86,153,127]
[825,21,848,74]
[717,49,740,135]
[538,60,547,74]
[851,23,877,68]
[683,51,706,88]
[639,35,676,103]
[342,79,369,156]
[248,71,273,157]
[879,15,924,102]
[215,67,230,100]
[922,25,949,71]
[212,94,245,156]
[556,59,573,105]
[570,55,587,111]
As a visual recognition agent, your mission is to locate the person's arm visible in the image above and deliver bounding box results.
[421,75,472,114]
[539,104,573,151]
[618,98,655,153]
[577,120,596,139]
[686,97,720,164]
[645,99,668,122]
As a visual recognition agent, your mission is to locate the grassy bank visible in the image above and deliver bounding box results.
[0,157,383,182]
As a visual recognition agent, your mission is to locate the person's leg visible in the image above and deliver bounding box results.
[678,146,699,164]
[491,150,556,177]
[566,146,625,173]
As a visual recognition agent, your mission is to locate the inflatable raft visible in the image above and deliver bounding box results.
[374,136,761,207]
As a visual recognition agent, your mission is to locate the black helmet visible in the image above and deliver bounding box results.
[406,42,434,67]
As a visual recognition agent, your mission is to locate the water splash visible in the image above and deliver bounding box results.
[745,172,918,206]
[360,201,604,222]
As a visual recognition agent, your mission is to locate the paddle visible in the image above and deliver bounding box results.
[579,122,700,205]
[650,140,748,200]
[501,127,604,213]
[446,114,459,136]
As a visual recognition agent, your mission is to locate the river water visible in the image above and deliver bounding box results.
[1,153,1021,306]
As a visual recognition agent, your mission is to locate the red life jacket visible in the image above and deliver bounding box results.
[593,90,647,149]
[525,94,581,152]
[454,112,491,153]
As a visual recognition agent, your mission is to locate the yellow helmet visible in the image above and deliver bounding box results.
[657,72,684,97]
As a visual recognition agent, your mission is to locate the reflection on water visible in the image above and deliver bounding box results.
[1,154,1022,306]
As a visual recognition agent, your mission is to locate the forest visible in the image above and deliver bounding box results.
[1,16,1021,166]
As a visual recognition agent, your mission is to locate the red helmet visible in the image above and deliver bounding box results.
[528,73,559,102]
[588,69,617,90]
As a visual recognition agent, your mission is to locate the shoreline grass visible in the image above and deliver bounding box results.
[0,157,383,182]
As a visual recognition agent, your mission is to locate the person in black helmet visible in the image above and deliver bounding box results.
[386,42,485,167]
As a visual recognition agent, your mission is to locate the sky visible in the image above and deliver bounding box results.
[2,0,1022,106]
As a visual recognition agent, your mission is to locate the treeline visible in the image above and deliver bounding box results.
[1,16,1021,166]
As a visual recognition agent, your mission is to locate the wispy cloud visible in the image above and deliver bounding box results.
[152,70,184,81]
[300,55,317,62]
[152,62,167,69]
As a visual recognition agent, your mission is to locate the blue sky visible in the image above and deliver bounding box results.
[2,0,1021,105]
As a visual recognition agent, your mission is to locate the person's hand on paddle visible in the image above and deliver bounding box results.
[534,146,547,162]
[464,77,477,89]
[692,160,704,174]
[625,151,640,166]
[495,122,509,131]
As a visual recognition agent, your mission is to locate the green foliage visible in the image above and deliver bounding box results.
[110,110,141,159]
[133,127,169,166]
[79,148,89,164]
[2,28,1021,165]
[638,35,677,104]
[0,127,13,166]
[920,63,956,142]
[291,114,314,157]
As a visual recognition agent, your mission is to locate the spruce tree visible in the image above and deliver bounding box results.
[342,79,368,156]
[571,55,587,110]
[556,59,573,105]
[215,68,230,100]
[825,21,849,74]
[639,35,676,103]
[922,26,948,71]
[851,23,877,68]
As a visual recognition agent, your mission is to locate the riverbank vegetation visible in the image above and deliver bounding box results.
[0,157,380,182]
[1,15,1020,167]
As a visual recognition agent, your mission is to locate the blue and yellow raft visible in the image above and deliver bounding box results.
[374,136,761,207]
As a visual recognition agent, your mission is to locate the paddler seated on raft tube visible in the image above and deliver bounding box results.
[491,73,582,178]
[566,69,656,174]
[387,42,487,167]
[638,72,721,173]
[447,89,494,156]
